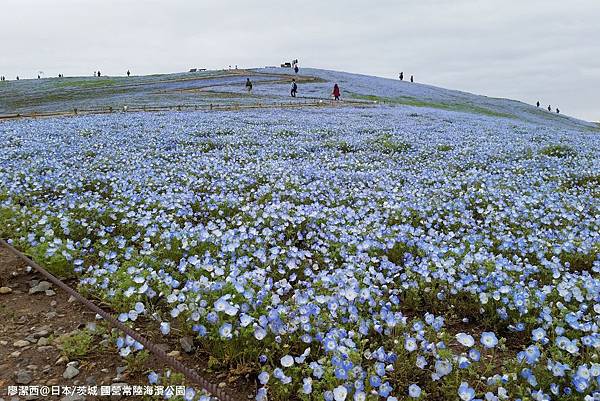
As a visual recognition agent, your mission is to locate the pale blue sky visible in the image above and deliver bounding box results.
[2,0,599,121]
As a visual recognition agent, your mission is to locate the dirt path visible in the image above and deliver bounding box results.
[0,243,254,401]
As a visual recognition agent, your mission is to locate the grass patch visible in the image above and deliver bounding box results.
[348,92,515,119]
[58,329,94,359]
[325,140,355,153]
[539,144,577,158]
[437,144,454,152]
[372,133,412,154]
[54,78,118,89]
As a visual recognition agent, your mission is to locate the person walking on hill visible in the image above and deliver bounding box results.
[97,70,101,77]
[332,83,341,100]
[245,78,253,92]
[127,70,131,77]
[547,105,551,112]
[536,101,540,108]
[556,108,560,114]
[410,75,414,83]
[291,79,298,97]
[294,65,299,74]
[399,72,404,81]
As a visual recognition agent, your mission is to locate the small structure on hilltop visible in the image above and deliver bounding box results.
[281,59,299,69]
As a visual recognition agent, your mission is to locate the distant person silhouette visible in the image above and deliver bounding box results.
[291,79,298,97]
[536,101,540,108]
[556,108,560,114]
[294,65,299,74]
[246,78,253,92]
[127,70,130,77]
[410,75,414,83]
[548,105,551,112]
[399,72,404,81]
[38,75,40,79]
[97,71,101,77]
[16,76,19,80]
[332,83,341,100]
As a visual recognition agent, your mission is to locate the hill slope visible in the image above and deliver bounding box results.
[0,67,597,131]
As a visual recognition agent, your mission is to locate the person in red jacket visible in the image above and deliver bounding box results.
[332,83,341,100]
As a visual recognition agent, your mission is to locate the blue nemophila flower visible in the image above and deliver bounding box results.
[531,327,548,343]
[148,371,159,384]
[333,385,347,401]
[458,356,471,369]
[255,387,267,401]
[252,369,267,386]
[334,367,348,380]
[517,345,540,365]
[408,384,422,398]
[572,374,590,393]
[375,362,386,376]
[378,382,392,397]
[302,377,312,394]
[254,325,267,340]
[456,333,475,347]
[405,337,418,352]
[468,348,481,362]
[160,322,170,335]
[458,382,475,401]
[369,375,382,388]
[134,302,145,314]
[433,359,453,380]
[310,362,324,379]
[480,332,498,349]
[353,391,366,401]
[219,323,233,339]
[184,388,195,401]
[281,355,294,367]
[192,324,207,336]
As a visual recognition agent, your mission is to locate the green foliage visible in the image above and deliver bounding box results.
[348,93,515,118]
[559,246,600,272]
[539,144,577,158]
[386,241,421,265]
[372,133,412,154]
[324,140,355,153]
[59,329,94,359]
[436,144,454,152]
[126,350,150,373]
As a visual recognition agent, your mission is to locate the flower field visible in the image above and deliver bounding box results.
[1,104,599,401]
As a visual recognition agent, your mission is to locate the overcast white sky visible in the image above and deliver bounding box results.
[2,0,599,121]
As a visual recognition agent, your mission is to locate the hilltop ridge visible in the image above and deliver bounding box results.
[0,67,597,131]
